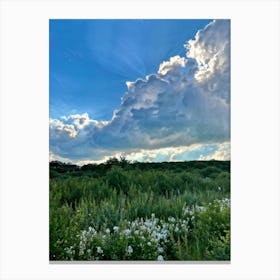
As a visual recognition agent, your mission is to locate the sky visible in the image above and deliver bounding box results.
[49,19,230,164]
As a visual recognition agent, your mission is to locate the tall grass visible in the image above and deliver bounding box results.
[50,161,230,261]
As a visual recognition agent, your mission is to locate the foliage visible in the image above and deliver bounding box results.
[50,160,230,261]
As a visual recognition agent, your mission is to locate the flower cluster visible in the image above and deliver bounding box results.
[63,199,230,261]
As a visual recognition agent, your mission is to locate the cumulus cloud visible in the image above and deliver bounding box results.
[50,20,230,163]
[61,113,91,129]
[186,20,230,103]
[49,119,78,140]
[158,55,187,76]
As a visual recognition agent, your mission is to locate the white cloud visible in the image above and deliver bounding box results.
[50,20,230,163]
[186,19,230,103]
[198,142,230,160]
[49,119,78,140]
[49,151,73,163]
[158,55,187,76]
[61,113,91,129]
[50,142,230,165]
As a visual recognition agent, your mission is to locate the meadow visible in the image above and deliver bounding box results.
[50,159,230,261]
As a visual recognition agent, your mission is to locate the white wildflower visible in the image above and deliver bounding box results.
[158,247,164,253]
[144,221,152,228]
[157,255,164,261]
[113,226,119,232]
[150,237,156,243]
[156,233,163,240]
[131,221,137,228]
[195,205,205,212]
[123,229,131,236]
[127,245,133,254]
[105,228,110,234]
[87,226,97,237]
[65,246,75,256]
[96,246,103,254]
[168,216,176,223]
[140,225,146,231]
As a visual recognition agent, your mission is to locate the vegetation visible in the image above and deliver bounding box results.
[50,158,230,261]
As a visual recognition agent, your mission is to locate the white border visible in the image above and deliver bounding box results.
[0,0,279,279]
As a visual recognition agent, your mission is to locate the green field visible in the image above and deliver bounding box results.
[50,159,230,261]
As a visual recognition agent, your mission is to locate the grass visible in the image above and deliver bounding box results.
[49,160,230,261]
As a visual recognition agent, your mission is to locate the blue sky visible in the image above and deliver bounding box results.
[50,19,212,120]
[49,19,230,164]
